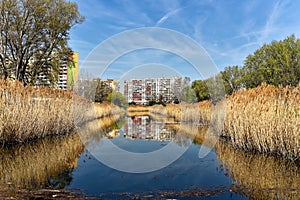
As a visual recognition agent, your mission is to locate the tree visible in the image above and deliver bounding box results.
[94,78,113,103]
[191,75,225,103]
[243,35,300,88]
[221,65,244,95]
[0,0,84,85]
[107,92,127,108]
[180,86,197,103]
[191,80,210,102]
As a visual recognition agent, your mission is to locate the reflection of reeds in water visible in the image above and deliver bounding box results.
[77,115,124,144]
[149,112,217,148]
[166,124,218,150]
[0,114,122,190]
[149,113,178,124]
[0,133,84,189]
[215,140,300,199]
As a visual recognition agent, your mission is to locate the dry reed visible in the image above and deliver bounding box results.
[127,105,151,112]
[222,83,300,160]
[0,79,124,144]
[150,83,300,160]
[150,101,212,125]
[127,105,151,117]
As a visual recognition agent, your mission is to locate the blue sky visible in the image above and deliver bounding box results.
[69,0,300,82]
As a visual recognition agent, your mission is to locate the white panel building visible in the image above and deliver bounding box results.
[124,77,190,104]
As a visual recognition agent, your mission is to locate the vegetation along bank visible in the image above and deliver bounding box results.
[0,79,124,144]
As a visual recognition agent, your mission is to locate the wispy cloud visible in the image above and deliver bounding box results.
[71,0,300,76]
[155,8,182,26]
[258,1,282,44]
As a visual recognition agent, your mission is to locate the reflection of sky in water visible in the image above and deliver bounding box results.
[67,116,246,199]
[111,138,170,153]
[86,116,191,173]
[68,144,243,199]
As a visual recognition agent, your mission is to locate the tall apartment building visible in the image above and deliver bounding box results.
[35,52,79,90]
[57,52,79,90]
[124,77,190,104]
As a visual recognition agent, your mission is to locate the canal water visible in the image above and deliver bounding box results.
[0,115,299,199]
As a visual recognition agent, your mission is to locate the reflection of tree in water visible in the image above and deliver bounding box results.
[48,169,73,189]
[172,132,191,147]
[109,115,126,130]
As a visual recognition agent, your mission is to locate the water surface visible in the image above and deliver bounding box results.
[1,115,299,199]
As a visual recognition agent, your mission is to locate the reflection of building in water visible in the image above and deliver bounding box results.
[123,116,175,141]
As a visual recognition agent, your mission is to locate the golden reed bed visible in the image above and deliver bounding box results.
[0,79,124,144]
[127,105,151,112]
[150,101,212,125]
[223,83,300,160]
[149,83,300,160]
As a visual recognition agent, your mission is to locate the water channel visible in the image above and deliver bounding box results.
[0,114,299,199]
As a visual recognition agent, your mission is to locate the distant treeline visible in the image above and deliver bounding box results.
[192,35,300,102]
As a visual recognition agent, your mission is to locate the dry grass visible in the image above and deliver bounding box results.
[127,111,150,117]
[150,104,167,116]
[215,140,300,199]
[0,79,124,144]
[223,83,300,160]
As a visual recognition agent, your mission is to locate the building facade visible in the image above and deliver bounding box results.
[57,52,79,90]
[124,77,190,104]
[35,51,79,90]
